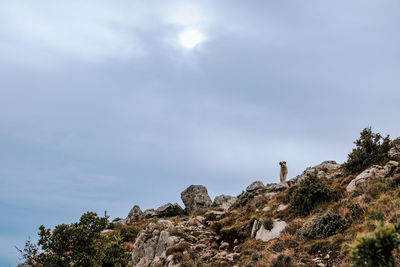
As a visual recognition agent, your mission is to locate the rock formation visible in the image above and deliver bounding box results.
[181,185,212,214]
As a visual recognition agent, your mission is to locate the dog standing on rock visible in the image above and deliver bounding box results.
[279,161,287,183]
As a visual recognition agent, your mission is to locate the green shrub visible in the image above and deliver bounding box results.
[349,223,400,266]
[31,212,128,267]
[261,216,274,231]
[344,128,392,175]
[299,211,347,239]
[290,173,334,217]
[119,225,140,242]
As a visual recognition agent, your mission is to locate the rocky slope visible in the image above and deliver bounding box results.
[103,141,400,266]
[19,134,400,267]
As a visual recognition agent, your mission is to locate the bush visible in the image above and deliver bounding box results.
[119,225,140,242]
[344,128,392,175]
[299,211,347,239]
[261,216,274,231]
[29,212,128,267]
[349,223,400,266]
[290,173,334,217]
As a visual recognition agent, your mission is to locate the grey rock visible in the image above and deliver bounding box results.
[213,195,237,210]
[157,219,174,229]
[143,209,157,218]
[346,161,400,192]
[188,216,205,226]
[181,185,212,214]
[155,203,185,217]
[389,143,400,159]
[126,205,143,224]
[131,220,176,266]
[155,230,170,257]
[233,190,259,208]
[264,192,276,199]
[277,204,288,212]
[111,219,126,228]
[265,182,289,191]
[326,171,344,180]
[291,161,341,184]
[346,166,379,192]
[262,206,271,212]
[233,181,267,208]
[246,181,264,192]
[132,231,157,266]
[251,220,261,238]
[252,219,287,242]
[226,253,241,261]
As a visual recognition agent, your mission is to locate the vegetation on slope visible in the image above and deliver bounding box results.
[17,128,400,266]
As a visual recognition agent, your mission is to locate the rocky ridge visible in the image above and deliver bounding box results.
[112,159,351,266]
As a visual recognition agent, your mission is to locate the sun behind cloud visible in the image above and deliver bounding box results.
[179,29,205,49]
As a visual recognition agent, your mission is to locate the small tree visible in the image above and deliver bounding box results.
[28,211,129,267]
[344,128,392,174]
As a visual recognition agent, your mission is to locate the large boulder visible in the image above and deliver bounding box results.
[251,219,287,242]
[181,185,212,214]
[213,195,237,210]
[125,205,143,224]
[155,203,185,217]
[346,161,400,192]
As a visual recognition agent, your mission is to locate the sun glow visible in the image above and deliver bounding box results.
[179,29,204,49]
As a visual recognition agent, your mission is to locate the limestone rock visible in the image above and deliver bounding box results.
[389,143,400,159]
[265,182,289,191]
[126,205,143,224]
[262,206,271,212]
[131,220,177,266]
[155,203,185,217]
[246,181,264,192]
[157,219,174,229]
[346,161,400,192]
[181,185,212,214]
[251,219,287,242]
[188,216,205,226]
[264,192,276,199]
[111,219,126,229]
[291,161,341,184]
[277,204,288,212]
[213,195,237,210]
[143,209,157,218]
[233,181,266,207]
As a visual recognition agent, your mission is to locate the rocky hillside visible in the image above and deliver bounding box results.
[18,129,400,266]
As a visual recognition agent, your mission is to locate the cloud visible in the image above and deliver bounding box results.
[0,1,149,64]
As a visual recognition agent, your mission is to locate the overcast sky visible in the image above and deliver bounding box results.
[1,1,400,265]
